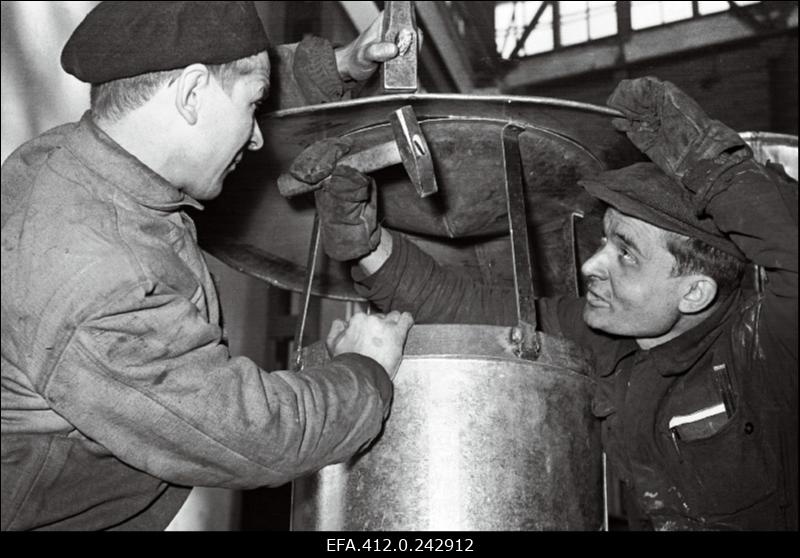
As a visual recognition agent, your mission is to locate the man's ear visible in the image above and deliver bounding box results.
[175,64,211,125]
[678,275,718,314]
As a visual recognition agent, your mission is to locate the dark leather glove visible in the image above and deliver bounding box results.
[288,136,353,185]
[607,77,746,189]
[315,165,380,261]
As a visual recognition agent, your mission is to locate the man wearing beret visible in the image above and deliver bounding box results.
[1,1,415,530]
[295,77,797,530]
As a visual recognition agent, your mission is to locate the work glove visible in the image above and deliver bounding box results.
[288,136,353,185]
[607,77,746,192]
[315,165,381,261]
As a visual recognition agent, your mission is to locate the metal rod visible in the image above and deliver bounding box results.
[502,123,540,359]
[569,210,585,297]
[292,212,321,371]
[602,451,609,531]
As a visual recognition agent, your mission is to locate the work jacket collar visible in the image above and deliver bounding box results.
[595,289,740,378]
[65,111,203,212]
[640,289,741,377]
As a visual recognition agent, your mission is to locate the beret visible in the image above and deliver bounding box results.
[61,1,270,84]
[580,162,746,260]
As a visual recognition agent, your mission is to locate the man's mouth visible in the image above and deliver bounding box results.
[586,288,610,308]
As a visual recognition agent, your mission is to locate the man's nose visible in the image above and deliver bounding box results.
[581,247,608,281]
[248,121,264,151]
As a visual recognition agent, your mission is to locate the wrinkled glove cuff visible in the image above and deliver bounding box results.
[293,36,347,105]
[683,145,753,216]
[316,172,381,261]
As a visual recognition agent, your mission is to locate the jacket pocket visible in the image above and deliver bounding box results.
[672,411,776,517]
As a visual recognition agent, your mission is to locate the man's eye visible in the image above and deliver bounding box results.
[619,247,637,265]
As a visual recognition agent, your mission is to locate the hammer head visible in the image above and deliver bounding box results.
[381,1,418,93]
[389,105,438,198]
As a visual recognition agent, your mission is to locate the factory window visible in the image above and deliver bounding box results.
[697,0,762,14]
[561,1,617,46]
[631,1,761,30]
[496,1,555,57]
[497,1,763,59]
[631,1,693,29]
[496,1,616,57]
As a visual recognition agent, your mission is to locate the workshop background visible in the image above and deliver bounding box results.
[2,1,797,530]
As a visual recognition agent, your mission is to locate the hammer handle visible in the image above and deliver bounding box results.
[277,141,401,197]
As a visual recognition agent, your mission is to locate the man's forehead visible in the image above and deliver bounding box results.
[604,208,670,248]
[242,61,271,94]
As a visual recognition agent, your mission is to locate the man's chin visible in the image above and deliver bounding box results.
[582,304,611,332]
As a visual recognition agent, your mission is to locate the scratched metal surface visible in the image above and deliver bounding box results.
[291,324,603,531]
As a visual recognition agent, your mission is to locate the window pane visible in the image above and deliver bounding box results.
[662,1,693,23]
[589,10,618,39]
[561,18,589,46]
[524,27,555,55]
[495,1,516,57]
[496,1,554,58]
[631,1,663,29]
[560,1,588,15]
[560,2,589,47]
[698,1,729,15]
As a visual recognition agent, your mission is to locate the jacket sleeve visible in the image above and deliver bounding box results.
[689,153,798,411]
[689,153,798,367]
[267,37,361,111]
[353,234,623,371]
[40,267,392,490]
[353,233,519,325]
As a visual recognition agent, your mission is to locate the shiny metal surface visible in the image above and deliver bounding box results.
[740,131,798,180]
[291,324,603,531]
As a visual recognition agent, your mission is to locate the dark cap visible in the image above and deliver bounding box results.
[61,1,270,84]
[580,163,746,260]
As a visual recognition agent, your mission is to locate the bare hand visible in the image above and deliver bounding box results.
[334,11,422,82]
[326,311,414,379]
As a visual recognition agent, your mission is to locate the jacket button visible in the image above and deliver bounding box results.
[744,422,754,434]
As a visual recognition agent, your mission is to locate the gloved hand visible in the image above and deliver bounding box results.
[288,137,353,185]
[607,77,745,188]
[315,165,381,261]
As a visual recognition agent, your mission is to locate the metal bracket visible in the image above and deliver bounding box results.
[291,213,321,371]
[502,123,540,360]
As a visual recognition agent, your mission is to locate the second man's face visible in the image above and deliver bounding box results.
[580,208,688,345]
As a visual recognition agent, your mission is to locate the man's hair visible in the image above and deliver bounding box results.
[90,52,268,121]
[664,231,746,297]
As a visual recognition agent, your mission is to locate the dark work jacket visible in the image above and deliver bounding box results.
[0,38,385,531]
[355,156,798,530]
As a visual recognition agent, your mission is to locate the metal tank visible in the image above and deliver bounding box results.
[292,326,601,531]
[279,116,606,531]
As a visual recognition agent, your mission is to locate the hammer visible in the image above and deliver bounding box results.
[277,105,438,199]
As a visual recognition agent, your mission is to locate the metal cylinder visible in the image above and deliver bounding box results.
[291,324,603,531]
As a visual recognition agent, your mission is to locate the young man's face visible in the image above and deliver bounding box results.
[185,54,270,200]
[581,208,689,345]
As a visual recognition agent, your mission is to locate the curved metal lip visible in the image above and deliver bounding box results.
[346,115,605,165]
[739,131,798,146]
[400,353,595,382]
[264,93,623,119]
